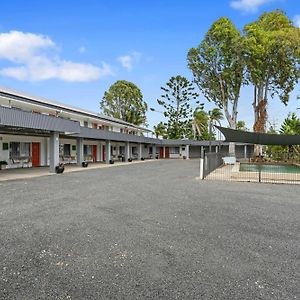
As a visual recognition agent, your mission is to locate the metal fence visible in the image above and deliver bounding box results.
[202,151,300,185]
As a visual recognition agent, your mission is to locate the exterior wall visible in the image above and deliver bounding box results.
[0,134,48,166]
[190,146,202,158]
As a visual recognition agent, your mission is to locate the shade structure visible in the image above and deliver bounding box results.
[216,126,300,146]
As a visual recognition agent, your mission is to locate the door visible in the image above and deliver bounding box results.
[102,145,106,161]
[92,145,97,162]
[159,147,164,158]
[165,147,170,159]
[31,142,40,166]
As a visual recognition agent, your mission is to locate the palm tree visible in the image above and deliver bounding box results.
[280,113,300,135]
[191,107,223,140]
[279,113,300,155]
[153,122,166,138]
[191,107,209,140]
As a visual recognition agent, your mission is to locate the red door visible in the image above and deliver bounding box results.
[32,142,40,166]
[159,147,164,158]
[165,147,170,159]
[102,145,106,161]
[92,145,97,162]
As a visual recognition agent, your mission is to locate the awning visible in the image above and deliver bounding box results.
[216,126,300,146]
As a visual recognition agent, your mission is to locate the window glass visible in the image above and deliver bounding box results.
[63,144,71,156]
[84,145,92,155]
[170,147,180,154]
[20,143,30,157]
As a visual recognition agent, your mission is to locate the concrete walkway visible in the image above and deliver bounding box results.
[0,160,156,182]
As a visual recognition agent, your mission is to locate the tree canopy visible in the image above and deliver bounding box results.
[100,80,148,126]
[154,76,199,139]
[243,10,300,133]
[188,17,244,131]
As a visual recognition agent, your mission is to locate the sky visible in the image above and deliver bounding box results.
[0,0,299,132]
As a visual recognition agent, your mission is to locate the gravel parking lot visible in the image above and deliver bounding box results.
[0,159,299,299]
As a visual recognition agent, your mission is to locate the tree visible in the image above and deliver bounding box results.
[100,80,148,126]
[154,76,199,139]
[153,122,166,138]
[188,17,244,155]
[280,113,300,135]
[236,120,248,131]
[243,10,300,134]
[192,106,209,140]
[192,107,223,140]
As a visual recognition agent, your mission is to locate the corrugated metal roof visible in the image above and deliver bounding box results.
[0,106,80,133]
[0,86,151,132]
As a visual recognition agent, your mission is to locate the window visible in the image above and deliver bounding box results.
[20,143,30,157]
[84,145,92,155]
[170,147,180,154]
[10,142,31,158]
[84,121,88,127]
[63,144,71,156]
[72,145,76,151]
[2,143,9,150]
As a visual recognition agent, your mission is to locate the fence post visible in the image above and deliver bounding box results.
[199,158,204,179]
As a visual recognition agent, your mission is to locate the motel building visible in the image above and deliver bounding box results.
[0,87,253,173]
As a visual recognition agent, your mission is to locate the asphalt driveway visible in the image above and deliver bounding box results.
[0,159,299,299]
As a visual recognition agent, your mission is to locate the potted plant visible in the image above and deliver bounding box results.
[0,160,8,170]
[82,161,88,168]
[55,163,64,174]
[109,159,114,164]
[128,158,132,162]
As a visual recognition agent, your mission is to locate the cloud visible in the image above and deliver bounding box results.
[293,15,300,28]
[0,31,113,82]
[117,51,142,71]
[230,0,275,13]
[79,46,86,54]
[117,55,133,71]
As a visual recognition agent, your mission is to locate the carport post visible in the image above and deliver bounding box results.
[200,146,204,158]
[125,141,130,161]
[76,138,84,165]
[138,143,142,160]
[105,140,111,164]
[49,132,60,173]
[152,145,156,159]
[186,145,190,159]
[244,145,247,159]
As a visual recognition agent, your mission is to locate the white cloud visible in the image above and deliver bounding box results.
[230,0,275,13]
[117,51,142,71]
[79,46,86,54]
[0,30,113,82]
[118,55,133,71]
[293,15,300,28]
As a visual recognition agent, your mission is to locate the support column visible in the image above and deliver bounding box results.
[138,143,142,160]
[200,146,204,158]
[186,145,190,159]
[76,137,84,165]
[152,145,156,159]
[244,145,247,159]
[163,146,166,158]
[125,142,130,162]
[105,140,111,164]
[49,132,59,173]
[116,144,120,157]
